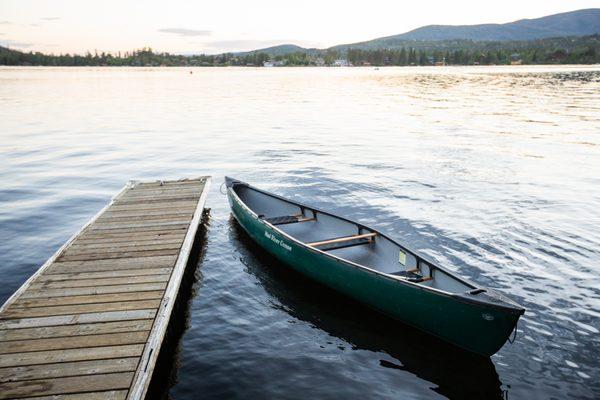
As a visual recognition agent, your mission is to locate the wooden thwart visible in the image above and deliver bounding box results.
[0,177,210,400]
[308,232,377,247]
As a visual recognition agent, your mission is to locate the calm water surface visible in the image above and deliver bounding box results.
[0,66,599,399]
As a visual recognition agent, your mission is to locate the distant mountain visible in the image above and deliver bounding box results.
[235,44,316,56]
[236,9,599,55]
[332,8,600,51]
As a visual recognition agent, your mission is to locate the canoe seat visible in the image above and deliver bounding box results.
[390,270,433,283]
[308,232,376,251]
[263,215,314,225]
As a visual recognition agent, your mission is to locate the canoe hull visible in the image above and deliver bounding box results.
[228,188,521,357]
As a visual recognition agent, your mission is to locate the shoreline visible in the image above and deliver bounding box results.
[1,63,599,67]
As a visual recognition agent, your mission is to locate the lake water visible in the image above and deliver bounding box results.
[0,65,599,399]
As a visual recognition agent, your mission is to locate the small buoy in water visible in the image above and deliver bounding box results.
[190,70,193,74]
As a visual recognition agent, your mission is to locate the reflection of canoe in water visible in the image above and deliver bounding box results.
[233,227,504,399]
[225,177,525,357]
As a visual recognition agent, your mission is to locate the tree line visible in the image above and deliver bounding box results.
[345,45,598,66]
[1,35,598,66]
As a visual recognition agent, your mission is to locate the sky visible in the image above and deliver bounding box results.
[0,0,598,54]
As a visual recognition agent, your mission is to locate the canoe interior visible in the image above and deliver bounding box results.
[233,183,476,295]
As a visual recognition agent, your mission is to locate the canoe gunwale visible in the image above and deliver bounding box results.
[226,178,524,314]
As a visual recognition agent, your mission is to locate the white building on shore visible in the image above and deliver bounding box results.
[263,60,286,67]
[333,59,351,67]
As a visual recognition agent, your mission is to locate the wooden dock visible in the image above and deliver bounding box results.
[0,177,211,400]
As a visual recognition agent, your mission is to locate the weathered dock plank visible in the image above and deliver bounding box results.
[0,358,138,383]
[11,292,165,308]
[0,177,211,400]
[0,372,134,399]
[37,268,172,281]
[2,299,162,319]
[0,320,154,341]
[20,282,168,298]
[0,345,144,367]
[0,331,150,354]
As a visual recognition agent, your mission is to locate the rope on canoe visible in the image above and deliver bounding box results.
[508,320,519,344]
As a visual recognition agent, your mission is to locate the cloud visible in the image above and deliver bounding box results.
[0,21,12,25]
[158,28,211,37]
[30,23,41,27]
[0,39,35,49]
[42,17,61,21]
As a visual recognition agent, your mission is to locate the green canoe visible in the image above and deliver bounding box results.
[225,177,525,357]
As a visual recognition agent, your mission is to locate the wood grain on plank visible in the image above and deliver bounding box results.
[90,220,191,230]
[127,184,203,194]
[122,189,203,199]
[113,196,200,205]
[71,235,185,247]
[105,201,197,213]
[118,189,200,201]
[80,224,188,235]
[124,187,201,196]
[101,209,193,218]
[74,233,187,246]
[94,214,193,225]
[0,331,149,354]
[133,179,204,187]
[47,256,177,273]
[11,291,164,309]
[115,195,200,204]
[20,283,167,298]
[0,372,134,398]
[0,309,157,330]
[38,268,171,282]
[57,249,180,262]
[12,390,128,400]
[0,358,138,383]
[30,275,170,290]
[124,184,203,194]
[64,242,182,256]
[85,225,190,235]
[82,230,186,240]
[0,345,143,367]
[38,268,172,282]
[0,320,153,342]
[3,299,162,319]
[67,238,183,250]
